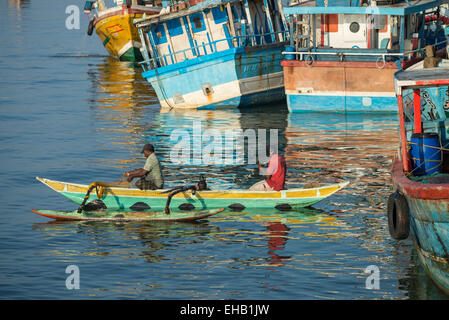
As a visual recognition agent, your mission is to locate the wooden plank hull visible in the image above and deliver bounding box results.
[31,208,224,222]
[282,60,398,112]
[36,177,349,211]
[392,158,449,294]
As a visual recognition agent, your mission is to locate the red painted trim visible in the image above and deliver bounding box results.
[367,21,371,49]
[392,158,449,200]
[414,89,422,134]
[281,60,398,69]
[402,57,423,69]
[415,79,449,86]
[320,14,325,47]
[106,24,120,29]
[397,94,412,172]
[31,209,81,221]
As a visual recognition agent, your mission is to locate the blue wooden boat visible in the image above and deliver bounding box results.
[281,0,449,113]
[389,56,449,294]
[134,0,289,109]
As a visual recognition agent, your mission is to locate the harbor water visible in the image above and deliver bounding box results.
[0,0,448,299]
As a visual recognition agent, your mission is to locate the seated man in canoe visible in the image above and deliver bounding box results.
[249,146,286,191]
[123,143,164,190]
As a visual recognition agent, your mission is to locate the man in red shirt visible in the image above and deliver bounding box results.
[249,146,286,191]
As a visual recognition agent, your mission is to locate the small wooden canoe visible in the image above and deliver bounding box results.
[31,208,224,222]
[36,177,349,211]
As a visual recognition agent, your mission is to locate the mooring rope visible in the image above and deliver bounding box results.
[404,137,449,176]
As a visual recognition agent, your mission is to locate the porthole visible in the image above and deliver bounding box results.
[349,22,360,33]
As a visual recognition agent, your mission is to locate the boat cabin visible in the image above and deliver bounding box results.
[394,57,449,175]
[135,0,289,70]
[284,0,449,63]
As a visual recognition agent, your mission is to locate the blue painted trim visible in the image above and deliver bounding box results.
[142,47,242,79]
[206,32,214,53]
[138,28,150,63]
[287,94,398,113]
[222,24,233,48]
[182,16,197,56]
[190,12,207,33]
[151,24,167,45]
[231,5,240,23]
[263,0,276,43]
[400,16,405,52]
[166,18,183,37]
[194,39,199,55]
[211,6,228,24]
[146,29,159,67]
[168,44,174,64]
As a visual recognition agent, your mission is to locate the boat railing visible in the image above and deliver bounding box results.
[282,39,448,66]
[140,30,290,71]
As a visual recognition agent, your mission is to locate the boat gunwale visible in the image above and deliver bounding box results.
[392,157,449,200]
[36,176,349,197]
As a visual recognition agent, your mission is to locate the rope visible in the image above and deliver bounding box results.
[405,137,449,176]
[77,181,112,213]
[408,142,449,152]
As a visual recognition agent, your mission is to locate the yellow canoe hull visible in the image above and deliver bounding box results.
[93,6,159,61]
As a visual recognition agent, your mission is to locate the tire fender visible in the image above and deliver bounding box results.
[87,20,95,36]
[387,192,410,240]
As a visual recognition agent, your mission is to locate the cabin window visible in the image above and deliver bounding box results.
[349,22,360,33]
[194,17,202,29]
[212,6,228,24]
[190,13,207,33]
[167,18,184,37]
[375,15,388,33]
[151,24,167,45]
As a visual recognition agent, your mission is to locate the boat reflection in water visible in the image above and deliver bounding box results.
[86,57,159,172]
[32,205,347,270]
[286,112,399,206]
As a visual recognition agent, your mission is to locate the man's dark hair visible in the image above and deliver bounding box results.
[141,143,155,153]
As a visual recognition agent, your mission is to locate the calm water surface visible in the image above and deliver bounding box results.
[0,0,448,299]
